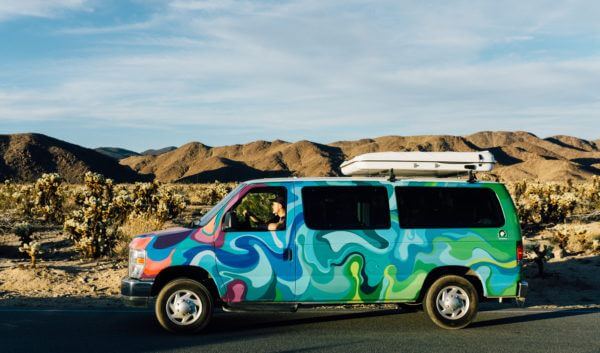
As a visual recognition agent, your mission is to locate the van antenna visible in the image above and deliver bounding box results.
[388,168,396,182]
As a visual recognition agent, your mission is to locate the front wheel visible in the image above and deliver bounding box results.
[423,275,478,329]
[155,278,213,333]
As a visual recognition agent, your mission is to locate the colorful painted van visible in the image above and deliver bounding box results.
[121,177,528,332]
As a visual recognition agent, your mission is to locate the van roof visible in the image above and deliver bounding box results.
[244,177,501,185]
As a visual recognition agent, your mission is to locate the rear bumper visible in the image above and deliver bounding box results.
[121,277,153,307]
[517,280,529,300]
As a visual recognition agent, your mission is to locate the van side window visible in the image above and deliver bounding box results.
[228,187,287,231]
[395,186,505,228]
[302,186,391,230]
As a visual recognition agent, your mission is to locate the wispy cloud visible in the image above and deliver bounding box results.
[56,19,158,35]
[0,0,89,21]
[1,0,600,149]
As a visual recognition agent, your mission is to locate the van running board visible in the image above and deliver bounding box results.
[222,303,299,313]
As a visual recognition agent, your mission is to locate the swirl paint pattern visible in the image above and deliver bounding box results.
[131,179,521,303]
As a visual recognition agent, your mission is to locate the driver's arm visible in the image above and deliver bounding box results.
[242,209,259,223]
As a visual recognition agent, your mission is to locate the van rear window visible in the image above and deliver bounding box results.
[302,186,391,230]
[395,187,505,228]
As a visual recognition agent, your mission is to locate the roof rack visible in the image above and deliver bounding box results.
[340,151,495,183]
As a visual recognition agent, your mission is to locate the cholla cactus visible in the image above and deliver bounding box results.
[156,187,187,221]
[545,224,590,257]
[13,222,34,244]
[509,178,600,226]
[9,183,36,219]
[19,241,43,267]
[525,241,552,277]
[127,181,186,221]
[32,173,64,223]
[509,181,578,225]
[188,182,236,205]
[64,172,188,258]
[63,172,122,258]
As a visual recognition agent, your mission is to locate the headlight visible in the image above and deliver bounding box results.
[129,248,146,279]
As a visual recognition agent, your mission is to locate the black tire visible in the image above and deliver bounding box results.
[423,275,478,329]
[155,278,213,333]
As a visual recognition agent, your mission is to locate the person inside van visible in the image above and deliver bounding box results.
[241,195,286,231]
[266,195,286,230]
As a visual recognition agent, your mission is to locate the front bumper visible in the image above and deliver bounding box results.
[121,277,154,307]
[517,280,529,300]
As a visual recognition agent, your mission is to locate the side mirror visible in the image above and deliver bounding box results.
[222,212,233,231]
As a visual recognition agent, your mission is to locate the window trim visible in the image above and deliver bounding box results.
[301,185,392,231]
[395,186,506,229]
[225,186,288,232]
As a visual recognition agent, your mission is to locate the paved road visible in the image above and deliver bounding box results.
[0,306,598,353]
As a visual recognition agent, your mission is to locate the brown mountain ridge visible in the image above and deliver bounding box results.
[120,131,600,183]
[0,133,148,183]
[1,132,598,183]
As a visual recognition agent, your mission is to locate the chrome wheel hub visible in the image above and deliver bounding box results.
[435,286,470,320]
[166,290,203,326]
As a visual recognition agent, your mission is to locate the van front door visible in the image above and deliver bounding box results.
[216,183,296,303]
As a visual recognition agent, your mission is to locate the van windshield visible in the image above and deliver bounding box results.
[198,183,245,227]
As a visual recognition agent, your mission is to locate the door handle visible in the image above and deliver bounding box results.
[283,248,292,261]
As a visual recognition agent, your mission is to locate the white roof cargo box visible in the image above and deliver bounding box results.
[340,151,495,177]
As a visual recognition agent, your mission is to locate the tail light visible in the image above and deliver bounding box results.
[516,241,523,262]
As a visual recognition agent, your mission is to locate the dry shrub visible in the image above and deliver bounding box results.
[113,215,164,258]
[544,223,600,255]
[509,177,600,226]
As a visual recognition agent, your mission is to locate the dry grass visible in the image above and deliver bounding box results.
[113,215,165,259]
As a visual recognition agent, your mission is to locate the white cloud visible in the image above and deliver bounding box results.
[0,0,89,21]
[168,0,238,11]
[2,0,600,143]
[57,19,157,35]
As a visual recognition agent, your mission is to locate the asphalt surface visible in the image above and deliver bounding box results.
[0,306,598,353]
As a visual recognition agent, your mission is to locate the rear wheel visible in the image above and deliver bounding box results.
[155,278,213,333]
[423,275,478,329]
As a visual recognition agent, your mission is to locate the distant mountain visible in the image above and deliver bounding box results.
[3,132,599,183]
[544,135,598,153]
[95,147,140,160]
[122,140,341,183]
[140,146,177,156]
[120,131,600,183]
[0,133,149,183]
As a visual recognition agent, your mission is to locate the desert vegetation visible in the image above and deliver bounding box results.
[0,175,235,260]
[0,173,598,308]
[1,174,599,260]
[507,177,600,275]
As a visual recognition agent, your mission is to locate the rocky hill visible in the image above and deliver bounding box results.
[95,147,140,160]
[140,146,177,156]
[120,131,600,183]
[3,132,598,183]
[0,134,148,183]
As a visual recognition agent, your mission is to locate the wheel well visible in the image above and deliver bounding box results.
[151,266,221,303]
[417,266,484,302]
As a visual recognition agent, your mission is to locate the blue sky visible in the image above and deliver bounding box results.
[0,0,599,151]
